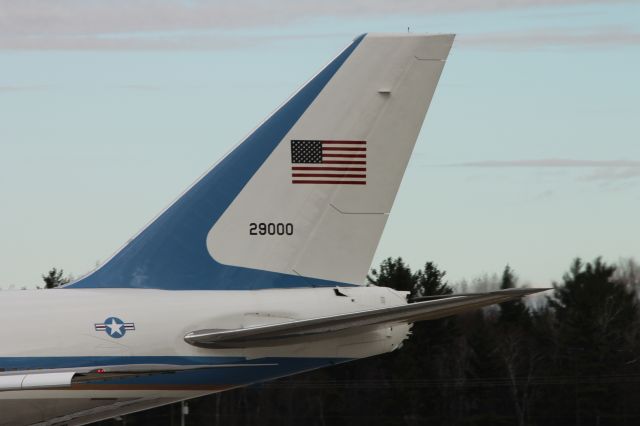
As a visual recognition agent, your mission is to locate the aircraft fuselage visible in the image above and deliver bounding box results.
[0,286,410,400]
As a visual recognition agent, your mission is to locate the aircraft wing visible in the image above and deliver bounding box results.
[185,288,548,348]
[0,395,201,426]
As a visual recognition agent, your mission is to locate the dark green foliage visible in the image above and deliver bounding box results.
[367,257,452,299]
[550,257,638,359]
[367,257,414,293]
[499,265,530,327]
[42,267,69,289]
[547,258,639,423]
[94,256,640,426]
[413,261,453,298]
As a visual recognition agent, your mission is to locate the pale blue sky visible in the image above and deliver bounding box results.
[1,1,639,288]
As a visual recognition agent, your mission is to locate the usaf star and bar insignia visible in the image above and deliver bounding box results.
[95,317,135,339]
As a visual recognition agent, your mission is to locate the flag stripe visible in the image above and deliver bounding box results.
[292,173,366,178]
[319,140,366,144]
[322,160,366,165]
[292,167,366,171]
[323,153,366,158]
[322,147,366,151]
[292,180,366,185]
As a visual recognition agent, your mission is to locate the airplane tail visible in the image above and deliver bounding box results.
[67,33,455,290]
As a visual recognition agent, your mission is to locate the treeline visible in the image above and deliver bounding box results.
[89,256,640,425]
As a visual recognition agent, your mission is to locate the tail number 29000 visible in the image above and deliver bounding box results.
[249,222,294,236]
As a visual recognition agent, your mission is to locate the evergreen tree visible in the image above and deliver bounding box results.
[367,257,415,293]
[550,257,638,363]
[42,268,70,289]
[498,265,530,326]
[413,261,452,298]
[549,257,639,423]
[395,261,460,421]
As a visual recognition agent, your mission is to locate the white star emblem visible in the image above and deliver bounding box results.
[105,319,124,337]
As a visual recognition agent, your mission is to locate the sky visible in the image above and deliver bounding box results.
[1,0,639,289]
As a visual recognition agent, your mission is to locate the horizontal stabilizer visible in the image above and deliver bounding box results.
[184,288,549,348]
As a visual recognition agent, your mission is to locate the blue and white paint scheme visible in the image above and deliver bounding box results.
[0,33,547,426]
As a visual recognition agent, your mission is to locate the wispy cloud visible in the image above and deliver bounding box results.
[582,167,640,181]
[0,85,46,92]
[450,158,640,183]
[0,32,358,51]
[0,0,629,50]
[0,34,263,51]
[458,27,640,49]
[0,0,616,35]
[452,159,640,168]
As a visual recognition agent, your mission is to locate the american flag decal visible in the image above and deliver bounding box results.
[290,140,366,185]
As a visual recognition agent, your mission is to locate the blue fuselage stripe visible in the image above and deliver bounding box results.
[0,356,353,386]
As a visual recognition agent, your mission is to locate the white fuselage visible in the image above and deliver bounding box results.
[0,286,410,401]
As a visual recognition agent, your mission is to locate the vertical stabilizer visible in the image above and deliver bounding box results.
[68,34,454,290]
